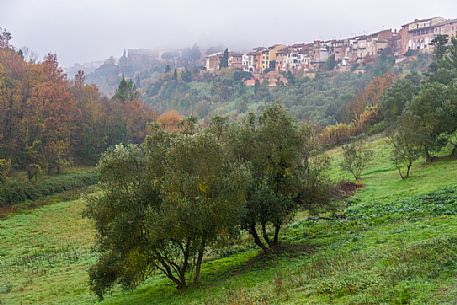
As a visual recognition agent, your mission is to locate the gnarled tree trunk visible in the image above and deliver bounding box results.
[248,223,269,253]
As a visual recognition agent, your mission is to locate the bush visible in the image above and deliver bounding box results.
[0,159,11,183]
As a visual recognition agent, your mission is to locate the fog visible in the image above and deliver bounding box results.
[2,0,457,67]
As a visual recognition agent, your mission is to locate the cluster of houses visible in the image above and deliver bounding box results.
[204,17,457,85]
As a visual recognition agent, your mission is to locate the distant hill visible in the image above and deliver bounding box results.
[64,60,104,79]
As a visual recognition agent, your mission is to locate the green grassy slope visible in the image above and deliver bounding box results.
[1,137,457,305]
[0,199,97,305]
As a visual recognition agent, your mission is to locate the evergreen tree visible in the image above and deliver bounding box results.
[113,77,140,102]
[0,27,12,48]
[432,34,450,61]
[190,43,201,61]
[380,73,421,124]
[181,69,192,82]
[440,37,457,71]
[325,54,337,71]
[219,48,229,69]
[226,105,331,252]
[429,34,449,72]
[389,114,422,179]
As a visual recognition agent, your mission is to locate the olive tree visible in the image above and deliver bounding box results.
[226,105,331,253]
[405,82,454,161]
[85,129,249,298]
[389,114,422,179]
[340,140,373,181]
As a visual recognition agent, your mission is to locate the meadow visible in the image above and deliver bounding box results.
[1,137,457,304]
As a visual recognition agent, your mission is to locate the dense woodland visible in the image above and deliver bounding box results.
[0,28,156,176]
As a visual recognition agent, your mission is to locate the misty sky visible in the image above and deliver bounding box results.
[2,0,457,67]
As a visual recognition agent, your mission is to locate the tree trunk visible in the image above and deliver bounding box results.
[180,238,191,287]
[406,162,412,178]
[177,270,187,289]
[158,259,185,290]
[248,223,269,253]
[398,167,406,179]
[193,238,206,284]
[261,222,272,247]
[273,223,281,246]
[425,148,433,163]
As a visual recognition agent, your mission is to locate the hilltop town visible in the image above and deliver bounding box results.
[203,17,457,85]
[80,16,456,96]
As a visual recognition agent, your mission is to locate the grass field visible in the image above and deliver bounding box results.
[1,137,457,305]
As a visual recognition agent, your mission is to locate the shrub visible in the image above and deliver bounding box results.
[0,159,11,183]
[0,170,97,207]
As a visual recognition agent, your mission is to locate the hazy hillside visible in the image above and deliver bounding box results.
[82,51,432,125]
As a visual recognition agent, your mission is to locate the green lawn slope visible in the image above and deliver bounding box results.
[1,137,457,304]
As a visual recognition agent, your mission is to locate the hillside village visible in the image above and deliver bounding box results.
[82,16,456,96]
[202,16,457,86]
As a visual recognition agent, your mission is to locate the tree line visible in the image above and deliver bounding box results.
[381,35,457,178]
[0,29,156,178]
[84,104,332,298]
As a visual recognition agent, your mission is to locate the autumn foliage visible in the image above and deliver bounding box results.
[0,40,156,171]
[320,74,395,147]
[156,110,183,131]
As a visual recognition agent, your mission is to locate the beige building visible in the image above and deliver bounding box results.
[435,19,457,40]
[205,52,222,71]
[205,51,244,71]
[228,53,243,69]
[347,30,392,63]
[401,17,447,54]
[277,44,312,73]
[254,48,265,73]
[266,44,286,70]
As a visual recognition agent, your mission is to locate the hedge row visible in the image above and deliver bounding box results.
[0,171,98,207]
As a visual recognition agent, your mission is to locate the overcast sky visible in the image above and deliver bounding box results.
[2,0,457,67]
